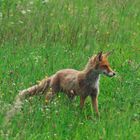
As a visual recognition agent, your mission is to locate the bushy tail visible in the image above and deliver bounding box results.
[5,77,51,123]
[19,77,50,98]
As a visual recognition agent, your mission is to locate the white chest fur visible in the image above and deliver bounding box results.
[91,76,100,89]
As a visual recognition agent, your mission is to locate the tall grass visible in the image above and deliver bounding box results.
[0,0,140,139]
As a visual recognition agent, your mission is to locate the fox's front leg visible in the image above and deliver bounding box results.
[91,96,99,117]
[91,89,99,117]
[80,95,87,109]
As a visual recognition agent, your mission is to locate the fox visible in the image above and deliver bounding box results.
[6,51,116,122]
[15,51,115,117]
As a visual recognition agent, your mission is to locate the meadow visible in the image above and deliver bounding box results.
[0,0,140,139]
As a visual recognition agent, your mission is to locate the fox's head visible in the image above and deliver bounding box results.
[86,51,116,77]
[94,51,116,77]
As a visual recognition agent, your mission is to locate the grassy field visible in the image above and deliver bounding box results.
[0,0,140,139]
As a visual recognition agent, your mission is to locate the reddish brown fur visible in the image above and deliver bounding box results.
[6,52,115,122]
[44,52,115,116]
[13,52,115,117]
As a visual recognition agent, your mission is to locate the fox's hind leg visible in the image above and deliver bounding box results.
[45,75,60,103]
[45,87,59,103]
[45,88,54,103]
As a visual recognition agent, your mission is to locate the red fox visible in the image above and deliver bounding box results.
[17,51,115,117]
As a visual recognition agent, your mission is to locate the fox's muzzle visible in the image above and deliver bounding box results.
[103,71,115,77]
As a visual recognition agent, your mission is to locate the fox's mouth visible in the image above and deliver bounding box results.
[103,72,116,77]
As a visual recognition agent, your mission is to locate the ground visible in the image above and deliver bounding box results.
[0,0,140,139]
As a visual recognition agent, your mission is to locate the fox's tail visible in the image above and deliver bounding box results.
[5,77,51,124]
[19,77,51,99]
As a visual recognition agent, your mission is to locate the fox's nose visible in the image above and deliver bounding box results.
[112,72,116,76]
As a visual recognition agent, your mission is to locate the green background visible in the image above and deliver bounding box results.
[0,0,140,139]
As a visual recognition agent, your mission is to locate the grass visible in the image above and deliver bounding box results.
[0,0,140,139]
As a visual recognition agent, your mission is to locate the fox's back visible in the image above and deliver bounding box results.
[56,69,80,91]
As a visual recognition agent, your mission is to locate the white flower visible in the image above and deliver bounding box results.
[21,10,26,15]
[10,22,14,25]
[27,9,31,13]
[19,20,24,24]
[29,1,33,5]
[42,0,49,4]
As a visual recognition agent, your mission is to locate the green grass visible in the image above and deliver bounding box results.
[0,0,140,139]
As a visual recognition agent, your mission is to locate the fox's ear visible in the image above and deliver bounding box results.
[96,51,103,61]
[105,49,114,57]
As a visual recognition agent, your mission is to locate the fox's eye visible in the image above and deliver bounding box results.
[102,65,108,68]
